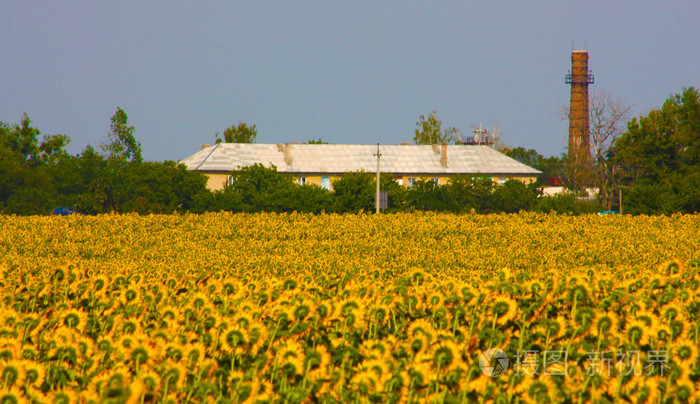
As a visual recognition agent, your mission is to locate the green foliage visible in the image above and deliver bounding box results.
[491,180,542,213]
[405,176,541,213]
[102,107,142,163]
[612,87,700,213]
[221,164,296,212]
[406,178,450,211]
[0,113,70,167]
[305,138,329,144]
[331,172,375,213]
[0,113,70,212]
[503,147,564,186]
[443,176,495,213]
[413,111,461,145]
[219,164,336,213]
[218,122,258,144]
[533,192,603,215]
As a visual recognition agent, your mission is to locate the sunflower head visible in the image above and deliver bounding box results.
[523,377,557,403]
[223,326,248,354]
[0,386,29,404]
[432,340,463,373]
[674,340,699,367]
[0,359,26,388]
[22,360,45,387]
[624,319,647,346]
[491,295,518,325]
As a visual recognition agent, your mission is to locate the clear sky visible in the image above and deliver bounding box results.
[2,1,698,162]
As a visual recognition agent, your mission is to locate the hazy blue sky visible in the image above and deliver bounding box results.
[2,1,698,162]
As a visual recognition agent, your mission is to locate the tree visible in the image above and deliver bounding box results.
[612,87,700,213]
[0,113,70,213]
[559,89,630,204]
[413,111,461,145]
[491,180,541,213]
[503,147,566,186]
[332,171,375,213]
[224,164,296,212]
[588,90,631,209]
[305,138,329,144]
[102,107,142,163]
[0,113,70,166]
[217,122,257,144]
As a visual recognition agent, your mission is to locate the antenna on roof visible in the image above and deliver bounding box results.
[374,143,382,214]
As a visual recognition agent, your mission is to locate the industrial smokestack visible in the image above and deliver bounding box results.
[565,50,594,168]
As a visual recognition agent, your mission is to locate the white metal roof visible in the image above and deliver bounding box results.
[179,143,541,176]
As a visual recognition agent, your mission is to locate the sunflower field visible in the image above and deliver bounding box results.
[0,212,698,403]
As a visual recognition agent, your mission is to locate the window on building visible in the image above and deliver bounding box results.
[407,178,416,187]
[431,177,439,185]
[227,175,236,187]
[498,178,507,185]
[396,178,404,186]
[321,177,331,190]
[298,177,307,185]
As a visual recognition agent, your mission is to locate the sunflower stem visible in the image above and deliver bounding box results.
[161,378,169,404]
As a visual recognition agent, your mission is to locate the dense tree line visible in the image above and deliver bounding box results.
[1,87,696,216]
[0,110,210,215]
[195,164,602,215]
[503,87,700,214]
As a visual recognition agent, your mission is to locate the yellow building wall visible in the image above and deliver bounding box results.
[205,173,230,192]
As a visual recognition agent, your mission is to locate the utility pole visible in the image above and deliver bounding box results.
[374,143,381,214]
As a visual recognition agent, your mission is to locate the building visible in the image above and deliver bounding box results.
[179,143,541,192]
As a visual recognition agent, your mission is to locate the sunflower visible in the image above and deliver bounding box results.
[125,341,153,373]
[160,361,188,391]
[652,324,673,346]
[520,376,557,404]
[221,325,249,355]
[635,309,660,333]
[244,379,273,404]
[427,292,444,309]
[406,318,435,342]
[47,389,79,404]
[0,386,28,404]
[86,370,111,397]
[431,340,464,374]
[274,339,305,378]
[593,311,618,336]
[640,376,665,404]
[182,342,206,369]
[350,369,379,398]
[623,319,648,346]
[673,338,699,368]
[19,313,43,338]
[24,386,48,404]
[359,339,391,360]
[658,260,683,279]
[138,370,161,392]
[59,308,88,334]
[313,300,335,325]
[491,295,518,325]
[369,304,390,327]
[304,344,331,382]
[674,375,697,403]
[466,374,490,394]
[21,360,45,388]
[407,333,430,358]
[121,287,141,305]
[0,359,26,388]
[91,275,110,297]
[357,358,391,390]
